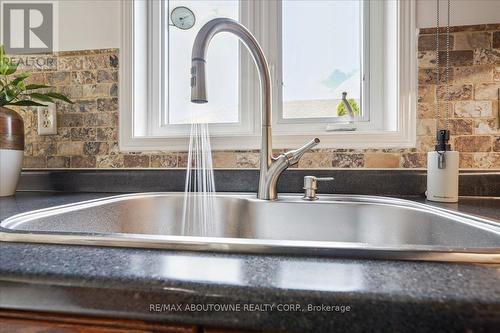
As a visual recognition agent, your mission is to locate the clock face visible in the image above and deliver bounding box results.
[171,6,195,30]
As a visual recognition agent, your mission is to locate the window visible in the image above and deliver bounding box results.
[281,0,362,120]
[168,0,239,125]
[120,0,416,151]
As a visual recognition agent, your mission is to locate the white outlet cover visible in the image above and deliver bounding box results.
[37,104,57,135]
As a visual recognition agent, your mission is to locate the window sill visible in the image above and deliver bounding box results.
[119,129,416,152]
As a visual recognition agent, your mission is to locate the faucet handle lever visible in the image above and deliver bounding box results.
[302,176,334,201]
[316,177,334,182]
[284,138,320,166]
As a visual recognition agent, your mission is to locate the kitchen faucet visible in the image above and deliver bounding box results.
[190,18,319,200]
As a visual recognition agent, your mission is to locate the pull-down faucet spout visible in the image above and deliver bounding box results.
[191,18,319,200]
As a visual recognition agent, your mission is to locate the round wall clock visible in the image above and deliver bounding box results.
[170,6,196,30]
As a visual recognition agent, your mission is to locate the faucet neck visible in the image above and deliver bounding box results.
[191,18,273,172]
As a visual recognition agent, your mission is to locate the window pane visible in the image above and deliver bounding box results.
[168,0,239,124]
[282,0,361,119]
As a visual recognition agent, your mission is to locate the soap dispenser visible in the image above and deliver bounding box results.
[426,130,459,203]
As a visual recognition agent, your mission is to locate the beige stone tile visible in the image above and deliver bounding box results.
[494,66,500,81]
[23,156,46,168]
[82,83,112,98]
[454,136,492,152]
[438,118,473,135]
[26,73,47,85]
[47,156,70,168]
[297,152,333,168]
[83,142,109,155]
[490,153,500,168]
[474,118,498,134]
[96,127,118,141]
[84,113,115,127]
[364,153,400,168]
[494,136,500,152]
[474,82,500,100]
[417,103,437,119]
[96,70,118,83]
[453,32,491,50]
[57,141,83,156]
[124,154,149,168]
[82,55,110,70]
[70,128,96,141]
[494,31,500,49]
[97,98,119,112]
[401,153,427,168]
[73,100,98,113]
[107,141,120,155]
[473,48,500,65]
[58,114,84,127]
[97,154,124,168]
[454,100,492,117]
[418,85,436,103]
[436,84,472,101]
[331,153,364,168]
[236,152,260,168]
[438,50,473,67]
[459,152,499,169]
[416,136,435,152]
[57,57,83,71]
[453,65,493,83]
[71,71,96,84]
[32,142,56,156]
[418,68,451,85]
[150,154,178,168]
[417,119,437,136]
[212,152,237,168]
[418,34,453,51]
[70,156,96,168]
[57,85,83,99]
[46,71,71,86]
[417,51,436,68]
[459,153,488,168]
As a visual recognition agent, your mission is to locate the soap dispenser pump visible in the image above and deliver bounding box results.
[426,130,459,203]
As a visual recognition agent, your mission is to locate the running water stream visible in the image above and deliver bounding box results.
[181,123,217,236]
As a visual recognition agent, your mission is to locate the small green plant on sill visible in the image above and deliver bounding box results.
[0,45,73,107]
[336,98,360,117]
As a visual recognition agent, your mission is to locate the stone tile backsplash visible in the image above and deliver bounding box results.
[15,24,500,169]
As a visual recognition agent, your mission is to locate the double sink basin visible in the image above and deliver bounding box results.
[1,193,499,263]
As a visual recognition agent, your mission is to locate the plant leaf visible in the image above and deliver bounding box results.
[11,72,30,86]
[28,92,55,103]
[7,100,47,107]
[4,63,19,75]
[44,92,73,104]
[2,87,19,102]
[25,84,51,90]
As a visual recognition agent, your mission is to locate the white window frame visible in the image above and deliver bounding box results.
[120,0,416,151]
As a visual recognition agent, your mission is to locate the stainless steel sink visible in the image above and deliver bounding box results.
[1,193,499,263]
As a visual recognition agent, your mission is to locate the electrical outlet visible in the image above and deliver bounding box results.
[37,104,57,135]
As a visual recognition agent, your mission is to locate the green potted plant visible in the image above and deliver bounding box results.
[0,45,73,196]
[336,98,360,117]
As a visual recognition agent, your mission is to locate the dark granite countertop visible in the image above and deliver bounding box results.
[1,191,499,332]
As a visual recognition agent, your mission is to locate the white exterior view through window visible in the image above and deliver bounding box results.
[282,0,362,120]
[168,0,239,125]
[122,0,416,150]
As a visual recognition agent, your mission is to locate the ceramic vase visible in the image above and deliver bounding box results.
[0,106,24,196]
